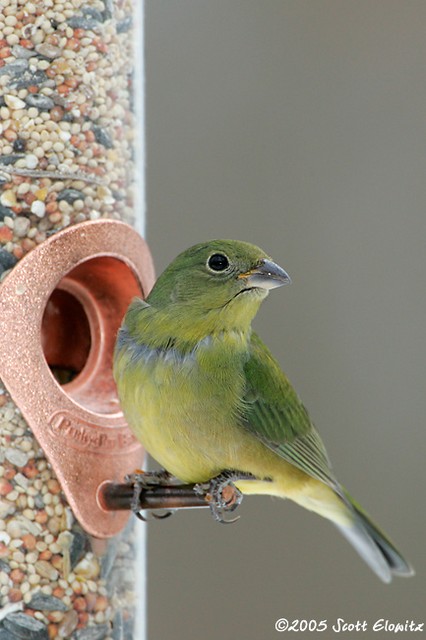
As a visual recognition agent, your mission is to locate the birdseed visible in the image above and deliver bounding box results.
[0,0,140,274]
[1,0,143,637]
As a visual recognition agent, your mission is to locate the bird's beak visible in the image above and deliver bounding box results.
[238,259,291,290]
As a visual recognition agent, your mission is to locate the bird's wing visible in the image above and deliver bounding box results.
[241,332,339,489]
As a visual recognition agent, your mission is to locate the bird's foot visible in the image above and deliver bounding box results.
[194,471,255,524]
[127,469,179,521]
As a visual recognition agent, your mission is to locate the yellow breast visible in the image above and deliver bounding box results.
[114,333,248,482]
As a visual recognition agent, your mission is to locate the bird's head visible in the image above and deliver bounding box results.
[147,239,291,332]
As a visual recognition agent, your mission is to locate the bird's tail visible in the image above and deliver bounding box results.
[335,489,414,583]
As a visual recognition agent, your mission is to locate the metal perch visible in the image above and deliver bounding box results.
[99,481,211,512]
[99,477,244,524]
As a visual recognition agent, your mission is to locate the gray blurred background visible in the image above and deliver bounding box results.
[144,2,425,638]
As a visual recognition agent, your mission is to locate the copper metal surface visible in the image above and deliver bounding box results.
[98,481,211,512]
[0,220,155,538]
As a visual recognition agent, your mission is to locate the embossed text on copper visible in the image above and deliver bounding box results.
[0,220,155,538]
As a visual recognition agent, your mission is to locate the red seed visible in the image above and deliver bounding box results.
[3,129,18,142]
[45,202,58,215]
[57,84,70,96]
[22,461,38,478]
[21,238,36,253]
[10,569,25,584]
[70,134,81,147]
[9,588,23,602]
[51,555,63,571]
[22,533,37,550]
[77,612,89,628]
[23,192,36,206]
[73,596,87,612]
[84,130,95,143]
[0,479,13,496]
[65,38,80,51]
[93,37,108,54]
[19,39,34,49]
[47,479,61,494]
[35,511,48,525]
[64,77,79,90]
[45,35,59,46]
[50,106,64,122]
[94,595,108,612]
[0,227,13,244]
[13,246,24,260]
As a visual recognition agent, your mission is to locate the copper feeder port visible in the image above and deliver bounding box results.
[42,256,140,415]
[0,220,155,538]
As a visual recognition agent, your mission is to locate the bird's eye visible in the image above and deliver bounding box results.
[207,253,229,272]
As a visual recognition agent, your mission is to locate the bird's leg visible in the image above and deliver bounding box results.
[125,468,181,486]
[194,470,256,524]
[126,469,180,521]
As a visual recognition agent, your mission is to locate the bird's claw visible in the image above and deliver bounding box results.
[194,471,254,524]
[128,469,178,521]
[134,508,174,522]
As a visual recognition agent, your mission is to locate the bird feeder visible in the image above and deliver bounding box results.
[0,2,150,638]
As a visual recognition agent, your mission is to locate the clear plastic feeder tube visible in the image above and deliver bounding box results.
[0,1,146,638]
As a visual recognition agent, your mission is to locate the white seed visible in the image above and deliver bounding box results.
[31,201,46,218]
[4,95,26,110]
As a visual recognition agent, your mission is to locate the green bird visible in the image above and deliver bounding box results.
[113,239,413,583]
